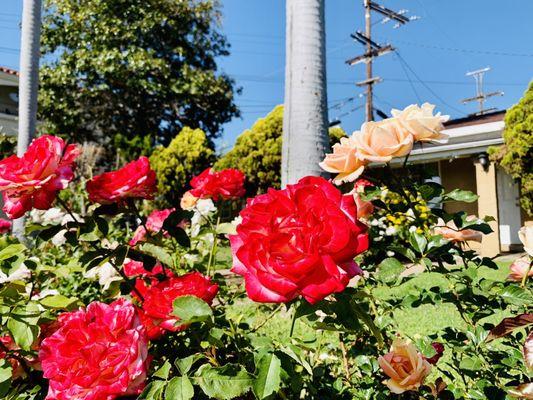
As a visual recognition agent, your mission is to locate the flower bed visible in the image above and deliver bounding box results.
[0,104,530,399]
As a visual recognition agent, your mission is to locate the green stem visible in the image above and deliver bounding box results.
[289,306,297,338]
[521,260,533,287]
[206,214,221,276]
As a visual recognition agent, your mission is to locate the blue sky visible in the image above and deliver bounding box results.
[1,1,532,150]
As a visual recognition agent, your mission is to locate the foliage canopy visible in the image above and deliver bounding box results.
[490,83,533,215]
[150,126,215,206]
[39,0,240,161]
[216,106,347,194]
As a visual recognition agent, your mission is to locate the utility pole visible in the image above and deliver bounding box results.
[347,1,416,121]
[12,0,42,242]
[461,67,504,115]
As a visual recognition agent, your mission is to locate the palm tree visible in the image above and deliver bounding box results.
[281,0,329,186]
[12,0,42,241]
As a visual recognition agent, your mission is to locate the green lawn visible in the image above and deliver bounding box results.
[225,260,512,341]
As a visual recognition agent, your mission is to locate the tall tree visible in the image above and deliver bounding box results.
[282,0,329,186]
[490,83,533,215]
[38,0,239,161]
[13,0,42,241]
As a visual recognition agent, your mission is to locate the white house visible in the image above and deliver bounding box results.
[0,66,18,136]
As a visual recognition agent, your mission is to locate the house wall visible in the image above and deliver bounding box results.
[439,157,478,216]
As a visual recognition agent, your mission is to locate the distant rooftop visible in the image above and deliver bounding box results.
[0,66,19,76]
[444,110,506,129]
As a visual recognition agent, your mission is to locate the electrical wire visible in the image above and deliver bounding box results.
[393,52,421,103]
[393,51,467,115]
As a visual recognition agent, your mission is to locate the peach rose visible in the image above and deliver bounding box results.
[180,190,199,210]
[519,225,533,257]
[507,256,533,282]
[355,118,414,163]
[434,218,483,243]
[319,136,367,184]
[391,103,449,143]
[378,338,432,394]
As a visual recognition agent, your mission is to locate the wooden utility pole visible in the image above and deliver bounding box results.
[364,0,373,121]
[346,1,413,122]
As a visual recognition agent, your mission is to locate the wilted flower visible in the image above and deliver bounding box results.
[434,218,482,243]
[507,256,533,282]
[83,262,122,291]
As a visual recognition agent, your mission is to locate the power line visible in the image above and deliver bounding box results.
[394,51,467,115]
[393,52,421,103]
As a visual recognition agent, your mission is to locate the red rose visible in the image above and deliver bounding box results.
[86,156,157,204]
[425,342,444,365]
[230,176,369,304]
[0,335,25,379]
[189,168,245,200]
[133,272,218,340]
[39,299,149,400]
[0,135,80,219]
[349,179,375,220]
[123,260,170,278]
[129,208,175,246]
[0,218,11,234]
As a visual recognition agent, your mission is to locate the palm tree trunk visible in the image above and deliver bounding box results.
[281,0,329,186]
[12,0,42,241]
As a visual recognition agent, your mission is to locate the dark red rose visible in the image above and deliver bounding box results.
[425,342,444,365]
[189,168,245,201]
[133,272,218,340]
[0,218,12,234]
[0,135,80,219]
[230,176,369,304]
[86,156,157,204]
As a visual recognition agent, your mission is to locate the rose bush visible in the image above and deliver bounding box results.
[0,104,529,400]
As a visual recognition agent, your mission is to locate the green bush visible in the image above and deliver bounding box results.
[490,82,533,215]
[150,127,215,206]
[216,106,347,195]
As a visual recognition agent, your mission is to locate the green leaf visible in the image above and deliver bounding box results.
[175,354,204,376]
[376,257,404,284]
[165,376,194,400]
[7,318,38,351]
[444,189,478,203]
[350,302,384,348]
[139,243,174,267]
[499,286,531,305]
[172,296,212,324]
[409,232,427,254]
[0,359,11,398]
[0,244,25,261]
[459,356,483,371]
[39,295,80,310]
[195,364,253,400]
[139,380,166,399]
[253,353,281,399]
[153,360,172,380]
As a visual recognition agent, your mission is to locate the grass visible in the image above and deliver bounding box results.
[225,260,513,341]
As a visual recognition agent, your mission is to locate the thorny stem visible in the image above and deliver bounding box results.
[56,197,144,301]
[339,333,352,383]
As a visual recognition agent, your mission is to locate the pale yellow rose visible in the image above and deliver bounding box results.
[378,339,432,394]
[507,256,533,282]
[509,383,533,399]
[391,103,449,143]
[355,118,414,163]
[434,217,482,243]
[519,225,533,257]
[180,190,198,211]
[319,135,367,184]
